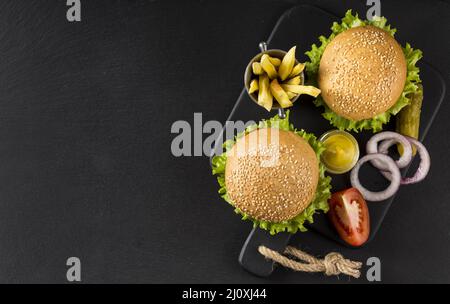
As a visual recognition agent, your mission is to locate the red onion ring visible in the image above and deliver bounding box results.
[350,153,401,202]
[366,131,413,170]
[377,137,430,185]
[378,139,397,155]
[377,139,402,181]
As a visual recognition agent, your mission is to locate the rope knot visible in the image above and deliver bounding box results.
[258,245,362,278]
[323,252,344,276]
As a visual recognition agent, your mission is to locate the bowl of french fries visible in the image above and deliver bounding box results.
[244,46,321,111]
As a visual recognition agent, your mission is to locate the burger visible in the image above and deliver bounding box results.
[211,112,331,234]
[305,10,422,132]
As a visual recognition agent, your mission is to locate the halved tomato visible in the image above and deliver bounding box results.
[328,188,370,247]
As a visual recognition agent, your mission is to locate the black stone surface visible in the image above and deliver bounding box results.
[0,0,449,283]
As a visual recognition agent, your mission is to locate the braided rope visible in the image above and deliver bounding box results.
[258,245,362,278]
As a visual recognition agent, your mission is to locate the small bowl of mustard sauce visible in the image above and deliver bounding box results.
[319,130,360,174]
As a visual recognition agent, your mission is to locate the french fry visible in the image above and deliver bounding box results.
[249,79,259,94]
[252,62,264,75]
[270,79,292,108]
[278,46,296,81]
[258,74,273,111]
[260,54,278,79]
[284,75,301,85]
[281,84,321,97]
[286,91,298,100]
[268,56,281,67]
[288,63,305,78]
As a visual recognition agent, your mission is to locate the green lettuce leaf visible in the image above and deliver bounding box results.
[305,10,423,132]
[211,111,332,235]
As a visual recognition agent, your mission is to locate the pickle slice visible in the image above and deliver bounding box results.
[396,84,423,155]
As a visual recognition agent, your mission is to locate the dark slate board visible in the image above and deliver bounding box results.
[211,5,446,276]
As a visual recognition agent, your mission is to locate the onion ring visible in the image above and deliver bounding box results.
[377,139,402,181]
[377,137,430,185]
[366,131,413,170]
[378,139,397,155]
[350,153,401,202]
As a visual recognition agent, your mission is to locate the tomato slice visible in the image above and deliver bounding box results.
[328,188,370,247]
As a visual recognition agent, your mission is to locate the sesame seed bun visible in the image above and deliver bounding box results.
[224,128,319,223]
[318,25,407,121]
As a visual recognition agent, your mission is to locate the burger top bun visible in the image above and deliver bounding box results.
[318,25,407,121]
[224,128,319,223]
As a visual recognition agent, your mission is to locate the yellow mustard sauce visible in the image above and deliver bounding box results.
[319,130,359,174]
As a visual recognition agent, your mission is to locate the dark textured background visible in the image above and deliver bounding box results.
[0,0,448,283]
